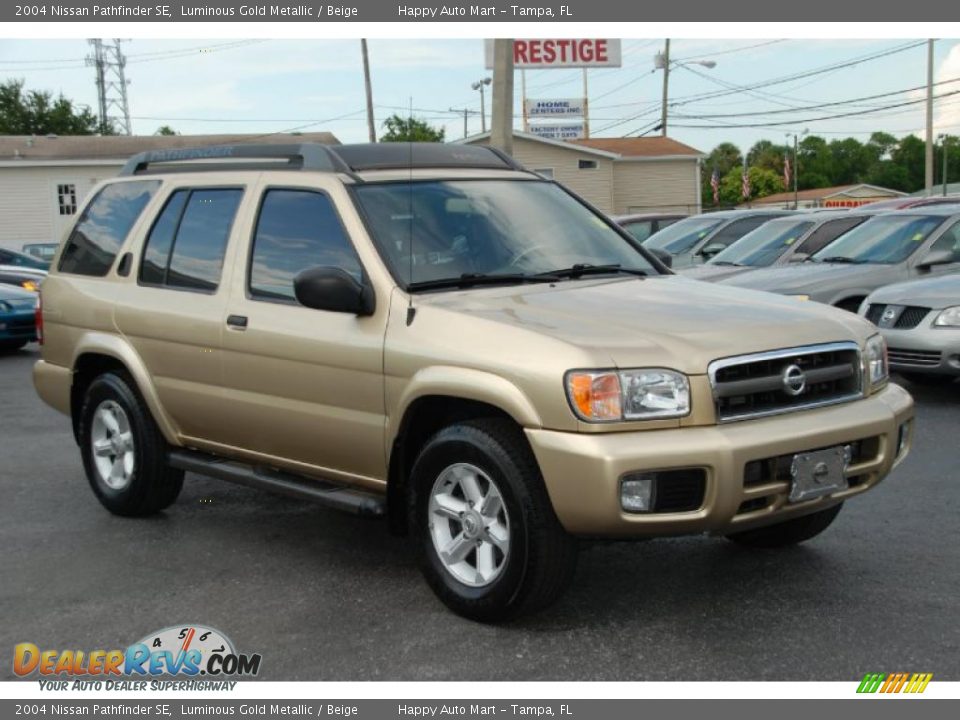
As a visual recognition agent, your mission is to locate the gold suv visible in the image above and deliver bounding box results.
[33,143,914,620]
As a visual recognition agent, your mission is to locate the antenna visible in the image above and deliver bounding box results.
[86,39,132,135]
[406,96,416,326]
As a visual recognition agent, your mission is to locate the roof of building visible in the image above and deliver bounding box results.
[0,132,341,162]
[570,136,704,158]
[459,131,703,160]
[752,183,906,205]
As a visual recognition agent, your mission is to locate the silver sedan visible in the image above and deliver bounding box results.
[860,274,960,385]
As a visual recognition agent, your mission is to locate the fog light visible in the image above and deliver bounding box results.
[620,473,655,513]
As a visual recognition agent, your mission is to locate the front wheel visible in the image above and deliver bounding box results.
[78,372,183,517]
[410,419,578,622]
[726,502,843,548]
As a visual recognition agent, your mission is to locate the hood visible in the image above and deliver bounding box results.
[0,283,38,308]
[718,262,882,295]
[680,264,754,283]
[867,274,960,308]
[417,276,872,374]
[0,265,47,277]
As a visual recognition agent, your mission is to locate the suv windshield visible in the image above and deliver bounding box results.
[644,216,725,254]
[811,214,945,264]
[709,219,814,267]
[352,180,656,287]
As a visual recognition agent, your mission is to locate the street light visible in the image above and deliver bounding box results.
[656,40,717,137]
[472,76,492,133]
[786,128,809,209]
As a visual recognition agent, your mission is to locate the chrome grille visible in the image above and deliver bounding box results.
[708,342,862,423]
[888,348,941,367]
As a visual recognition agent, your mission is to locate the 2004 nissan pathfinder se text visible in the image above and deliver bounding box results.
[33,143,914,621]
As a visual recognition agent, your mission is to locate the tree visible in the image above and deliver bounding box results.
[154,125,177,136]
[380,114,445,143]
[701,142,743,204]
[718,166,784,205]
[0,79,105,135]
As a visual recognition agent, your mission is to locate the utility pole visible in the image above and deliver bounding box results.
[793,133,799,209]
[361,39,376,143]
[449,107,479,139]
[939,134,949,196]
[660,39,670,137]
[86,39,132,135]
[490,39,514,156]
[925,39,935,194]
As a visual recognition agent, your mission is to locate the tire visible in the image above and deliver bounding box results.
[78,371,183,517]
[726,502,843,549]
[409,418,578,622]
[900,372,956,387]
[0,340,27,353]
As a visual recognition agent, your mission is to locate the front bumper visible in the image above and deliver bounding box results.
[526,383,914,537]
[880,325,960,377]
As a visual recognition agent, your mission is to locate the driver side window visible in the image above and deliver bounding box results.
[249,189,362,302]
[928,222,960,262]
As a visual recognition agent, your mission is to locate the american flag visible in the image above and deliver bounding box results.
[741,162,751,200]
[784,154,791,189]
[710,167,720,205]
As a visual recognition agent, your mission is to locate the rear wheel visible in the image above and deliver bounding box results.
[900,372,956,387]
[78,372,183,517]
[726,502,843,548]
[410,419,578,622]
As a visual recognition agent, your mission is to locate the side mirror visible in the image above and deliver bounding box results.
[700,243,726,259]
[293,266,375,316]
[649,248,673,268]
[789,252,810,263]
[916,248,954,270]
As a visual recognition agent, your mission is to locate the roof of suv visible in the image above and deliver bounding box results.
[120,142,524,178]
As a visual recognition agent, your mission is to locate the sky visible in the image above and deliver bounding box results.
[1,37,959,155]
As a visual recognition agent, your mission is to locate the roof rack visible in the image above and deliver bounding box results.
[119,143,357,177]
[118,142,526,178]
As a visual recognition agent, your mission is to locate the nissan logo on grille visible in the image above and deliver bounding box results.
[782,364,806,396]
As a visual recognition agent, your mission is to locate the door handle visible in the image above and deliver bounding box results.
[226,314,248,329]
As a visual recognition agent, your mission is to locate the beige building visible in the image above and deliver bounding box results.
[0,132,339,251]
[461,131,704,216]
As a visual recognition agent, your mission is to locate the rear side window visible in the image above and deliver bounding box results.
[249,189,362,302]
[139,188,243,292]
[58,180,160,277]
[799,217,866,256]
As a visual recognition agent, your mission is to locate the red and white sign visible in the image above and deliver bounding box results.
[484,39,622,69]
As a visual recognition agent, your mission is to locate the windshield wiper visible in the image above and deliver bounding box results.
[817,256,866,264]
[534,263,647,279]
[710,261,744,267]
[407,272,561,292]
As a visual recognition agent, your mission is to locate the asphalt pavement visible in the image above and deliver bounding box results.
[1,346,957,681]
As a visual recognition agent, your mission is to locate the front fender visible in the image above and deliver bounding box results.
[72,332,180,444]
[388,365,542,443]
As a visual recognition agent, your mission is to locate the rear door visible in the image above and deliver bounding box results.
[113,180,249,443]
[217,176,388,486]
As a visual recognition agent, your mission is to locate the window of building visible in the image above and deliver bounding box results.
[58,180,161,277]
[533,168,554,179]
[249,189,362,302]
[139,188,243,292]
[57,184,78,216]
[578,160,598,170]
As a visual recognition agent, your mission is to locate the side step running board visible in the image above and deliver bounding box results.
[168,449,386,518]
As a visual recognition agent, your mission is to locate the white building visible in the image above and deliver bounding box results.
[461,131,705,216]
[0,133,339,251]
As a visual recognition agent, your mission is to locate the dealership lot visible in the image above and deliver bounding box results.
[1,345,957,681]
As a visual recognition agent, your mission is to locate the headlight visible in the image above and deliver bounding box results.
[934,306,960,327]
[865,334,889,390]
[21,280,39,292]
[788,294,810,301]
[566,369,690,421]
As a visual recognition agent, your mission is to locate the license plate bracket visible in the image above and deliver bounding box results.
[789,445,849,503]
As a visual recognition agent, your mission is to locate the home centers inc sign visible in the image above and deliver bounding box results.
[484,39,622,68]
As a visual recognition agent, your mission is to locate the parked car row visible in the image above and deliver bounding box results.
[626,203,960,384]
